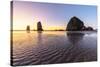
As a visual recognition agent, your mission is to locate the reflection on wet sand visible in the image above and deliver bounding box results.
[37,31,43,45]
[67,31,84,44]
[26,31,30,33]
[12,31,97,66]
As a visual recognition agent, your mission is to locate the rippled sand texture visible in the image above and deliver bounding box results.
[11,31,97,66]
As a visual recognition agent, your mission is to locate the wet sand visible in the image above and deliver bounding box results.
[11,31,97,66]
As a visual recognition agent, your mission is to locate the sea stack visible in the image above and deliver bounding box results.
[37,21,43,31]
[82,26,94,31]
[26,25,30,31]
[66,16,84,31]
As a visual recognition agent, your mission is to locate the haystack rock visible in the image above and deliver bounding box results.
[37,21,43,31]
[66,16,84,31]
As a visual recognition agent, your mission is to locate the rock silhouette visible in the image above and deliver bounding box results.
[83,26,93,31]
[37,21,43,31]
[66,16,84,31]
[26,25,30,31]
[66,16,94,31]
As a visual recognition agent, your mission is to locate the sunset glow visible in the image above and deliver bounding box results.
[12,1,97,30]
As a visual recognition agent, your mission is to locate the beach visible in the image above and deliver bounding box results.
[11,31,97,66]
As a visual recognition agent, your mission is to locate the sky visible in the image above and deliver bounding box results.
[12,1,97,30]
